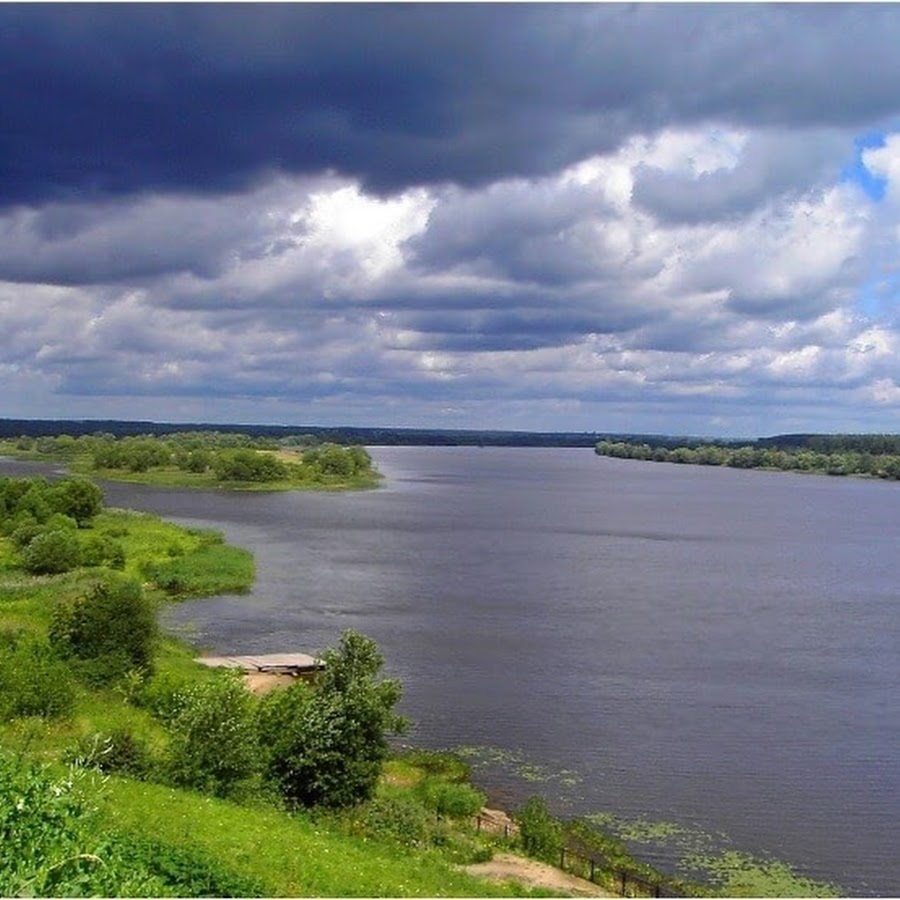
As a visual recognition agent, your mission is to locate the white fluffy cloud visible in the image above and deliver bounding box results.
[4,121,900,434]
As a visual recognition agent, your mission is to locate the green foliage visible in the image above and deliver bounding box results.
[0,752,266,897]
[212,448,289,482]
[80,533,127,569]
[258,630,406,809]
[133,670,196,721]
[165,671,261,798]
[0,476,102,532]
[596,436,900,481]
[49,576,158,682]
[417,777,486,819]
[399,748,472,782]
[0,632,76,720]
[48,477,104,525]
[22,527,83,574]
[0,752,95,896]
[358,794,437,847]
[66,729,155,780]
[514,795,563,864]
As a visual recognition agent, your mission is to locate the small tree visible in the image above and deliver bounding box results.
[258,630,406,809]
[515,795,563,863]
[48,478,103,526]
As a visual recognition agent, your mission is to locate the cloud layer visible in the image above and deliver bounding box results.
[3,5,900,435]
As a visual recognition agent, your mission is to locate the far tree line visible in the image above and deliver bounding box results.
[595,438,900,479]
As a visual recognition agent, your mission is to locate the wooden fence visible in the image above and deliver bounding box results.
[473,814,686,898]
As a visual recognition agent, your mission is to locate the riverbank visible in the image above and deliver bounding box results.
[0,434,382,492]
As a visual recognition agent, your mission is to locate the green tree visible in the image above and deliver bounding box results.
[515,795,563,864]
[258,630,406,809]
[49,478,103,526]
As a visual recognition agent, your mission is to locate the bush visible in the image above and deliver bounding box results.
[80,534,126,569]
[49,576,158,681]
[133,671,194,720]
[0,753,94,896]
[165,671,260,798]
[418,778,486,819]
[9,519,42,549]
[66,729,154,780]
[0,633,76,721]
[0,752,265,897]
[359,794,435,847]
[22,527,82,574]
[515,795,563,864]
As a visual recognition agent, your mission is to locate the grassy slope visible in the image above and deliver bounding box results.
[98,778,535,898]
[0,499,550,898]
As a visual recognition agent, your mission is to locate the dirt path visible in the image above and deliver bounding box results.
[464,851,617,897]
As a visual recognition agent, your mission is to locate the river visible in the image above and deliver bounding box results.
[5,448,898,894]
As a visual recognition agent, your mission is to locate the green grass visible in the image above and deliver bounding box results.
[97,777,540,897]
[89,509,256,598]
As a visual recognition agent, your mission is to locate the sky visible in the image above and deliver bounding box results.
[4,4,900,438]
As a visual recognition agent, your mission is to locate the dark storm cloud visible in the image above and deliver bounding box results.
[5,4,900,207]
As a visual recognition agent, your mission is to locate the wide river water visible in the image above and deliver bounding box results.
[6,448,897,894]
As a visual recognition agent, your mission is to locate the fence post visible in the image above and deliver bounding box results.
[620,871,627,896]
[560,848,566,869]
[504,823,509,839]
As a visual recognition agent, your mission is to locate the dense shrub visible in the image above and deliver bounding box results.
[213,449,288,482]
[80,534,126,569]
[49,576,158,681]
[48,478,104,525]
[0,753,95,896]
[359,794,435,846]
[133,671,194,720]
[355,794,491,864]
[0,752,265,897]
[0,633,76,720]
[417,778,486,819]
[66,729,154,780]
[21,527,82,574]
[165,671,260,798]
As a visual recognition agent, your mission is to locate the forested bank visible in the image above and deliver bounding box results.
[595,436,900,479]
[1,431,379,490]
